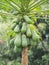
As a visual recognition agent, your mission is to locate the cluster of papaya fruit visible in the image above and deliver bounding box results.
[9,15,40,50]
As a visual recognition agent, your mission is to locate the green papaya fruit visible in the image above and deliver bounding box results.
[32,31,40,41]
[21,22,27,33]
[22,34,28,47]
[14,25,20,33]
[14,45,17,53]
[19,22,22,28]
[9,38,14,48]
[24,15,33,24]
[13,18,19,24]
[14,33,21,47]
[11,23,16,30]
[14,46,22,53]
[30,38,37,47]
[26,26,32,37]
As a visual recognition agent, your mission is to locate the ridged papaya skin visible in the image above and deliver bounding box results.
[24,15,33,24]
[14,46,22,53]
[22,34,28,47]
[21,22,27,33]
[13,18,19,24]
[11,23,16,30]
[14,25,20,33]
[14,33,21,47]
[32,31,40,41]
[26,25,32,37]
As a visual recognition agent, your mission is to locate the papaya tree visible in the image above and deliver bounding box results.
[0,0,48,65]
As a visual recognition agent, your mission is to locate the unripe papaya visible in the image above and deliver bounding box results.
[14,33,21,47]
[29,24,36,30]
[21,22,27,33]
[14,46,21,53]
[14,25,20,33]
[14,45,17,53]
[26,26,32,37]
[30,38,37,47]
[9,38,14,48]
[11,23,16,30]
[19,22,22,28]
[32,31,40,41]
[22,34,28,47]
[13,18,19,24]
[24,15,33,24]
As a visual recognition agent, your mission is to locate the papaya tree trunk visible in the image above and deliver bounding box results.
[22,47,28,65]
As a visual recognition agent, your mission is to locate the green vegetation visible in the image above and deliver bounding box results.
[0,0,49,65]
